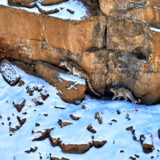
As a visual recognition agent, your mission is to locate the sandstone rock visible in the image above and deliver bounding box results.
[93,140,107,148]
[41,0,69,5]
[106,17,152,53]
[17,116,26,126]
[87,125,96,133]
[70,114,80,121]
[25,146,37,153]
[58,119,73,128]
[0,5,106,62]
[32,128,54,141]
[8,0,37,8]
[18,80,25,86]
[1,1,160,104]
[50,137,62,147]
[10,125,20,133]
[99,0,160,24]
[13,99,26,112]
[60,143,91,154]
[142,144,155,153]
[0,59,21,86]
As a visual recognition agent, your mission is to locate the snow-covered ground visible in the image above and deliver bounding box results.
[0,0,90,20]
[0,65,160,160]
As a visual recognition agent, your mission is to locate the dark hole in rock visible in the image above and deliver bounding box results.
[132,47,147,60]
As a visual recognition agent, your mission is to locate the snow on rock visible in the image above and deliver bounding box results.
[0,59,21,86]
[0,0,90,20]
[149,26,160,33]
[58,72,85,85]
[0,65,160,159]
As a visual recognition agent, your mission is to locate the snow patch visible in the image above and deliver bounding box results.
[149,26,160,33]
[59,72,85,85]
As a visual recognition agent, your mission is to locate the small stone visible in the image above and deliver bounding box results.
[158,129,160,139]
[58,119,73,128]
[18,80,25,86]
[126,126,133,131]
[35,123,40,127]
[17,116,26,126]
[25,146,37,153]
[142,144,155,153]
[70,114,80,121]
[87,125,96,133]
[13,99,26,112]
[117,110,121,114]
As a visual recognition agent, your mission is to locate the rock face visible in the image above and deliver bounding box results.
[0,0,160,104]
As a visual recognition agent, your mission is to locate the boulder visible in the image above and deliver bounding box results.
[0,59,21,86]
[0,5,106,63]
[35,61,86,103]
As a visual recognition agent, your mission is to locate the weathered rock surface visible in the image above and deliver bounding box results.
[1,0,160,104]
[35,61,86,103]
[0,59,21,86]
[99,0,160,24]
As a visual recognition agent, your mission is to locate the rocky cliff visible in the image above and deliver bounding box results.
[0,0,160,104]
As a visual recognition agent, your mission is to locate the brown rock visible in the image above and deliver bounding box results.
[25,146,37,153]
[126,126,133,131]
[18,80,25,86]
[13,99,26,112]
[32,128,54,141]
[142,144,155,153]
[60,143,91,154]
[17,116,26,126]
[50,157,70,160]
[49,137,62,147]
[40,91,49,101]
[10,125,20,133]
[32,98,43,106]
[8,0,37,8]
[87,125,96,133]
[93,140,107,148]
[41,0,69,5]
[58,119,73,128]
[99,0,160,24]
[0,6,106,61]
[106,18,152,53]
[0,59,21,86]
[70,114,80,121]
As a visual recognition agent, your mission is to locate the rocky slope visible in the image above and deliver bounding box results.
[0,0,160,104]
[1,61,160,160]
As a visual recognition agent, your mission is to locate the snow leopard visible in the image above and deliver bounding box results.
[59,57,100,97]
[110,87,140,104]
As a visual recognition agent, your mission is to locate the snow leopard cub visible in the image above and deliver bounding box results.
[110,87,140,104]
